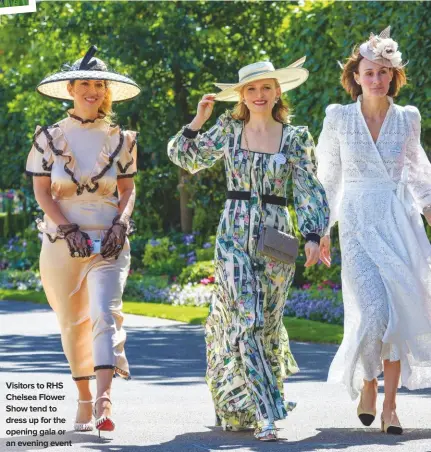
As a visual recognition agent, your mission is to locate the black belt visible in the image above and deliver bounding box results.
[227,191,288,207]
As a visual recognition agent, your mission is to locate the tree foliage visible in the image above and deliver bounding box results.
[0,1,430,235]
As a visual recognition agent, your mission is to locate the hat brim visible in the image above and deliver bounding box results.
[214,66,309,102]
[37,70,141,103]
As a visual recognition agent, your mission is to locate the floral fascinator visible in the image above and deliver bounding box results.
[359,26,404,68]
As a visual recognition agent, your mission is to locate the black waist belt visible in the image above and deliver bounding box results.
[227,191,288,207]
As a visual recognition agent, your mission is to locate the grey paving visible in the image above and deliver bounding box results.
[0,300,430,452]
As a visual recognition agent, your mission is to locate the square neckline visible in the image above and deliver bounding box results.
[238,121,286,155]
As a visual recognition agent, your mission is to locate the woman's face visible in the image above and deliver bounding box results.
[355,59,393,99]
[242,78,281,115]
[67,79,106,113]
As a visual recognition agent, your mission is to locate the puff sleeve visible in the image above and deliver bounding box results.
[167,112,232,174]
[25,126,54,177]
[288,126,330,238]
[116,130,138,178]
[405,106,431,212]
[315,104,343,234]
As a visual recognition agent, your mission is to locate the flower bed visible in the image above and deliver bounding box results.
[0,269,343,324]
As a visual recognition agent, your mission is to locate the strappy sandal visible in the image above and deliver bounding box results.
[93,395,115,437]
[73,399,94,432]
[254,422,279,441]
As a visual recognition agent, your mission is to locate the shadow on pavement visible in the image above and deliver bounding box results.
[0,319,338,386]
[3,426,429,452]
[0,301,50,315]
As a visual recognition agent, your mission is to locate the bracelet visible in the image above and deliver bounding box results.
[305,232,321,245]
[56,223,79,238]
[112,214,129,228]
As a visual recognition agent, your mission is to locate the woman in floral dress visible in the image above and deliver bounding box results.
[168,59,329,441]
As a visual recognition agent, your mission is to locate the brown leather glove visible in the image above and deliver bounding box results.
[57,223,92,258]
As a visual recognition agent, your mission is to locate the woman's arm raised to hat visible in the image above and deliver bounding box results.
[189,94,217,131]
[167,99,231,175]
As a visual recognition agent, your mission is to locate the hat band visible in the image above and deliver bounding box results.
[239,68,275,83]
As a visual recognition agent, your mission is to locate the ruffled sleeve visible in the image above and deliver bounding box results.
[404,106,431,212]
[315,104,343,234]
[288,126,330,238]
[25,125,54,177]
[167,112,232,174]
[116,130,138,179]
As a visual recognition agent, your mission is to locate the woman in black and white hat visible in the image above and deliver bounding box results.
[26,46,140,435]
[168,58,329,441]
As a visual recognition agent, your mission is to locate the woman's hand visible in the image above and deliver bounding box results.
[57,224,92,258]
[189,94,216,130]
[320,235,331,268]
[101,218,128,260]
[304,241,320,267]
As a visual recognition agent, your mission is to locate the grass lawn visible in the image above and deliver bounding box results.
[0,289,343,344]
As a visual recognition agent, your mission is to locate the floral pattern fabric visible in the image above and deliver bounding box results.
[168,112,329,428]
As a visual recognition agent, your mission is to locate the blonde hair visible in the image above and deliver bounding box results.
[68,80,114,121]
[98,83,113,119]
[341,46,407,100]
[231,79,290,123]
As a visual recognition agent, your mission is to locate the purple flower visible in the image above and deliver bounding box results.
[202,242,212,249]
[149,238,160,246]
[182,234,195,245]
[187,256,197,265]
[169,245,177,251]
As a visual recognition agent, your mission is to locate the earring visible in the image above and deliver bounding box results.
[274,97,280,104]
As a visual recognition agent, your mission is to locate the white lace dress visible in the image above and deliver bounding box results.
[316,95,431,399]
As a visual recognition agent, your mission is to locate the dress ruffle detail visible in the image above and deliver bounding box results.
[32,122,138,195]
[117,132,139,176]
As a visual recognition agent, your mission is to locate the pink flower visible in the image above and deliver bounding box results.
[302,283,311,290]
[200,278,211,285]
[208,276,215,283]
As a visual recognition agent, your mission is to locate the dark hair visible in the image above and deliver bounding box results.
[231,79,290,123]
[341,46,406,100]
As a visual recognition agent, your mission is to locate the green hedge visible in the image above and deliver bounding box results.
[0,211,31,238]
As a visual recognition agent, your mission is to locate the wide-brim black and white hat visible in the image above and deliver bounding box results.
[214,57,308,102]
[37,46,141,103]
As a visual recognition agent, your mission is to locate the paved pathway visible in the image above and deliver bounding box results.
[0,301,430,452]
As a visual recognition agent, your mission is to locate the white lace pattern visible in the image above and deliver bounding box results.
[316,96,431,399]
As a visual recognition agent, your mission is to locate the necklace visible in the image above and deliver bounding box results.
[243,123,264,153]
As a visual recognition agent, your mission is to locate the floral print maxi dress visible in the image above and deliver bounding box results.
[168,112,329,428]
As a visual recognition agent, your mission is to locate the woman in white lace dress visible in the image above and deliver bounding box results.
[316,27,431,434]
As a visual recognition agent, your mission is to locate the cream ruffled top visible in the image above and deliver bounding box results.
[26,110,138,234]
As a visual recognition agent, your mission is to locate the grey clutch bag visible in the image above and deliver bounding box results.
[257,225,299,264]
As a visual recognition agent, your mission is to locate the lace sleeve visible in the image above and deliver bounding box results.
[315,104,343,234]
[167,112,231,174]
[405,106,431,212]
[289,126,330,238]
[25,126,54,177]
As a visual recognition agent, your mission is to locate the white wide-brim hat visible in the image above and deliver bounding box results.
[214,57,308,102]
[37,46,141,103]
